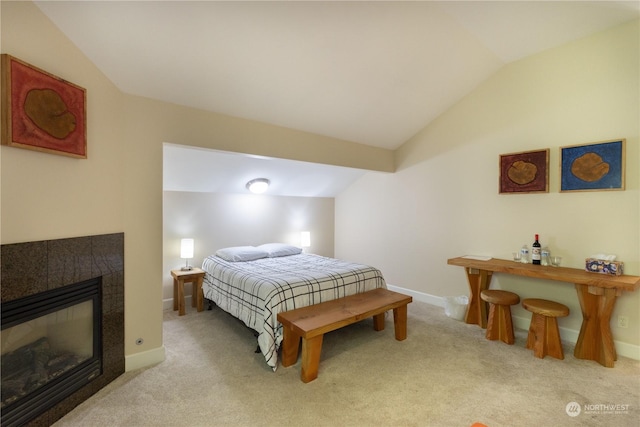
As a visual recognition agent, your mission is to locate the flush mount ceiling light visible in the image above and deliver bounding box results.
[246,178,270,194]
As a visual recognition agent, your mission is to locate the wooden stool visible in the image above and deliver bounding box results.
[522,298,569,360]
[480,290,520,345]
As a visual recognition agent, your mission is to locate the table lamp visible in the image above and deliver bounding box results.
[180,238,194,271]
[301,231,311,252]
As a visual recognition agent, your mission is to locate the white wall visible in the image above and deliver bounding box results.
[162,191,334,306]
[336,21,640,354]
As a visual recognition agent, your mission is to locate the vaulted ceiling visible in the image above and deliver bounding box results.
[35,1,639,196]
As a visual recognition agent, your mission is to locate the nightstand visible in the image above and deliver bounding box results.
[170,268,205,316]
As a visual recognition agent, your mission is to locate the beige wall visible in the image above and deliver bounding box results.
[1,2,392,369]
[162,191,335,305]
[0,3,125,244]
[336,20,640,354]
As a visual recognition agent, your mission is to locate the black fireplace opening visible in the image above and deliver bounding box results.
[1,277,103,427]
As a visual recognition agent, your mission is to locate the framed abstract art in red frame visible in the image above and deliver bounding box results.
[1,54,86,158]
[499,149,549,194]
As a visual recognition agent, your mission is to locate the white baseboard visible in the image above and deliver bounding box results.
[387,284,640,362]
[162,295,194,311]
[387,284,446,307]
[125,345,166,372]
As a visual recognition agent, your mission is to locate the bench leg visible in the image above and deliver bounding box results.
[393,304,408,341]
[301,335,323,383]
[281,326,301,367]
[373,312,385,331]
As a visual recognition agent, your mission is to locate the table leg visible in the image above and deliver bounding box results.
[191,281,197,308]
[574,284,618,367]
[464,268,492,328]
[173,278,179,311]
[196,276,204,312]
[177,279,185,316]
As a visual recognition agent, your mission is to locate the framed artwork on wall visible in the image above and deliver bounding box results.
[560,139,625,192]
[499,149,549,194]
[1,54,87,158]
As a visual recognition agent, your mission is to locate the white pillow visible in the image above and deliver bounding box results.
[257,243,302,258]
[215,246,269,262]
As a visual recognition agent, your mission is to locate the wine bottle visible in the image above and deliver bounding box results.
[532,234,541,265]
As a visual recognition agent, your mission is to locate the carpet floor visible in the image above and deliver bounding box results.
[53,299,640,427]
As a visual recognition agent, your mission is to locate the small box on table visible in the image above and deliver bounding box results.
[585,258,624,276]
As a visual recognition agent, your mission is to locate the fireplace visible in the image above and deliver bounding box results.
[2,278,102,426]
[1,233,124,427]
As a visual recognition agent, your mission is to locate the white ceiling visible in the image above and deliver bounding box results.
[163,143,371,197]
[35,1,639,197]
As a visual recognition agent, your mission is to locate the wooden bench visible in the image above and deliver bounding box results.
[277,288,412,383]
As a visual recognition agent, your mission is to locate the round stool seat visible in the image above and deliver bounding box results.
[522,298,569,318]
[481,290,520,306]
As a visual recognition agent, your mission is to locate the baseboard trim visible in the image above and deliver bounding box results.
[163,295,199,311]
[387,284,445,307]
[387,284,640,362]
[125,345,166,372]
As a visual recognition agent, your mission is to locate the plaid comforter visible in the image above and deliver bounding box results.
[201,253,387,370]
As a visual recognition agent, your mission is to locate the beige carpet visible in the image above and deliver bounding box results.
[53,300,639,427]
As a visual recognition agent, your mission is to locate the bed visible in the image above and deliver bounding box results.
[201,244,387,370]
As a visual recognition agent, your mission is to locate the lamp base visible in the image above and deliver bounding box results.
[181,265,193,271]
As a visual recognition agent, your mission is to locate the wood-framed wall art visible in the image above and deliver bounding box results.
[499,149,549,194]
[1,54,87,158]
[560,139,625,192]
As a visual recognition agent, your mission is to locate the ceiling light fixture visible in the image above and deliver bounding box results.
[246,178,270,194]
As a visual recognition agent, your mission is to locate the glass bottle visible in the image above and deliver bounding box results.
[541,247,550,266]
[532,234,541,265]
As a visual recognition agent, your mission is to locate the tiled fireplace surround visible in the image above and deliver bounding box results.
[1,233,125,426]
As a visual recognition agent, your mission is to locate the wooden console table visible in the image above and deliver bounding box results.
[447,256,640,367]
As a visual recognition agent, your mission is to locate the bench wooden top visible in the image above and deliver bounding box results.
[277,288,412,339]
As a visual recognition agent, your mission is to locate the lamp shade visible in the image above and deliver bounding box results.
[300,231,311,248]
[180,238,194,259]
